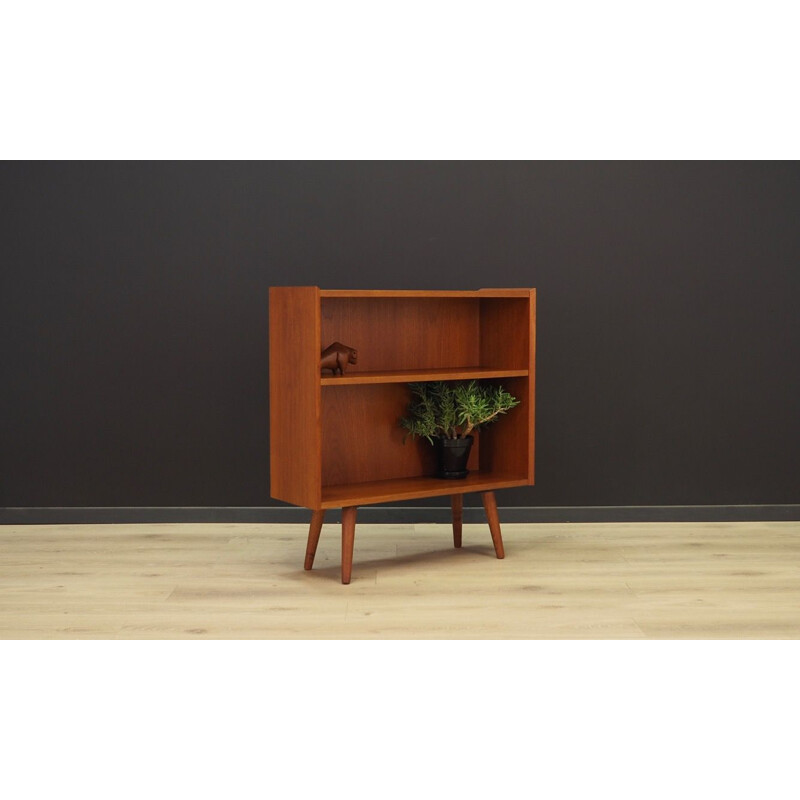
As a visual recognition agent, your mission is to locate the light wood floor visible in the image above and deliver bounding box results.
[1,520,799,638]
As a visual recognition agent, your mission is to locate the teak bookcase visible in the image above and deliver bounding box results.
[269,287,536,583]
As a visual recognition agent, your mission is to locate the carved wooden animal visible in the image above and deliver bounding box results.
[320,341,357,375]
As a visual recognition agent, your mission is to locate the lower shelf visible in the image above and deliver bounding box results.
[320,472,530,508]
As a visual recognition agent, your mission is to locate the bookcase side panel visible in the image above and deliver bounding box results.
[478,297,530,369]
[269,286,321,508]
[529,289,536,484]
[476,376,530,479]
[478,293,535,482]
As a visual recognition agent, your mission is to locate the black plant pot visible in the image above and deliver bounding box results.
[434,435,474,479]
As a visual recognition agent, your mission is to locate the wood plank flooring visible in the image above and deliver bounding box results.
[1,521,799,638]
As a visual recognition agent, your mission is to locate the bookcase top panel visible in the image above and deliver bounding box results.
[319,288,534,298]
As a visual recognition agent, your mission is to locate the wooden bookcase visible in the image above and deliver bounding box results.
[269,287,536,583]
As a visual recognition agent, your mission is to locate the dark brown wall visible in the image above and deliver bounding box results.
[2,162,799,511]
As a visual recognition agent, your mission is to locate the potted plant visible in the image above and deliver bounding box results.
[399,380,520,479]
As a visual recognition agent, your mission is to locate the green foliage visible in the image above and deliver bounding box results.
[400,380,520,443]
[399,382,440,444]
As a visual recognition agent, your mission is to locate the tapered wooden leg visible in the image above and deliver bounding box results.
[481,491,505,559]
[451,494,463,548]
[304,510,325,570]
[341,506,357,584]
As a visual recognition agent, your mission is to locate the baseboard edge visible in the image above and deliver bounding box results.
[2,504,799,524]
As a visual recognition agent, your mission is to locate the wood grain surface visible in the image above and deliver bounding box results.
[320,472,527,508]
[319,289,533,298]
[271,288,535,511]
[321,384,481,488]
[481,490,505,559]
[2,521,799,638]
[304,510,325,570]
[451,495,463,548]
[269,286,321,508]
[478,291,536,482]
[320,367,528,386]
[321,296,480,373]
[341,507,357,584]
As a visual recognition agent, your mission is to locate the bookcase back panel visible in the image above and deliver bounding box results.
[321,298,480,372]
[321,384,480,486]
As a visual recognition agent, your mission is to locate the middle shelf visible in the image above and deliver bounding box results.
[320,366,529,386]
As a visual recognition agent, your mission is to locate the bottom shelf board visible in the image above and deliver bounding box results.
[321,471,530,508]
